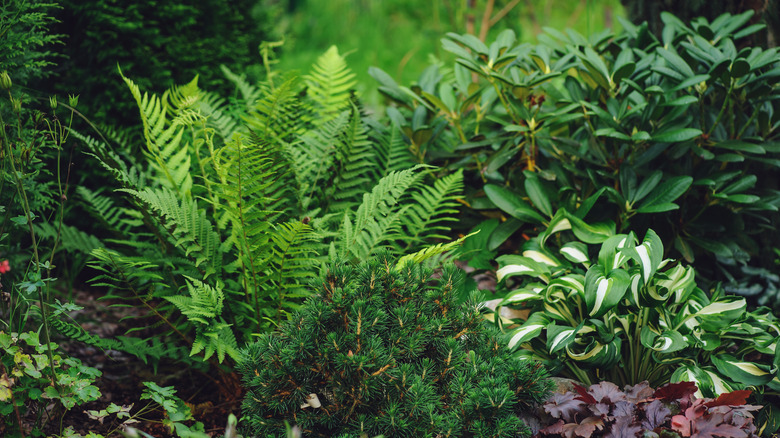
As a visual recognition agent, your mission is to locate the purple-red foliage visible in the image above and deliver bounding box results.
[537,381,761,438]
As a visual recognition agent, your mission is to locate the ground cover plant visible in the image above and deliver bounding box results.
[537,380,762,437]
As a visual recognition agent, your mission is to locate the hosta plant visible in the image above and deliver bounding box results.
[491,225,780,398]
[237,254,552,437]
[538,380,761,438]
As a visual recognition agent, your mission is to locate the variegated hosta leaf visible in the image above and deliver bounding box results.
[655,264,697,304]
[624,229,663,284]
[559,241,589,265]
[566,326,622,369]
[597,234,631,271]
[496,255,550,282]
[538,209,572,246]
[687,333,721,351]
[671,365,738,398]
[694,297,747,331]
[584,266,630,318]
[505,313,549,349]
[547,322,583,354]
[640,326,687,353]
[711,353,774,386]
[498,286,544,306]
[523,249,561,267]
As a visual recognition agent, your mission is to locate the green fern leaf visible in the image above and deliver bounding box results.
[304,46,357,121]
[121,69,194,195]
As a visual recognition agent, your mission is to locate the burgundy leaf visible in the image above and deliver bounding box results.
[589,381,625,404]
[653,381,698,402]
[573,416,604,438]
[540,419,565,436]
[671,414,692,437]
[642,399,671,430]
[574,383,598,404]
[703,390,751,408]
[546,392,587,422]
[605,415,642,438]
[623,381,654,402]
[691,414,748,438]
[611,400,636,419]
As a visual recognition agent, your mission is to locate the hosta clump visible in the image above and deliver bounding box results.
[493,227,780,397]
[237,254,552,437]
[538,381,760,438]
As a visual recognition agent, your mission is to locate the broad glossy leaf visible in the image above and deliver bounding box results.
[565,211,614,244]
[506,313,549,349]
[711,354,773,386]
[657,47,695,77]
[584,266,630,317]
[637,176,693,214]
[695,298,747,331]
[651,128,702,143]
[730,58,751,78]
[524,171,553,218]
[484,184,545,223]
[487,218,522,251]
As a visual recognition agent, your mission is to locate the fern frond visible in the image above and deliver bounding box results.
[244,75,305,146]
[304,46,357,122]
[164,276,225,325]
[400,169,464,250]
[121,69,193,195]
[220,64,263,110]
[327,105,378,214]
[190,320,240,363]
[396,232,475,270]
[76,186,139,236]
[73,130,147,189]
[261,221,318,311]
[369,119,417,175]
[120,187,223,277]
[34,222,103,255]
[338,166,424,260]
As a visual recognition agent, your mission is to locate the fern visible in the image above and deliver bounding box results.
[164,276,224,325]
[304,45,357,122]
[400,169,465,249]
[337,166,422,260]
[244,75,306,146]
[48,317,191,370]
[34,222,103,256]
[121,69,193,194]
[121,187,223,277]
[327,104,379,214]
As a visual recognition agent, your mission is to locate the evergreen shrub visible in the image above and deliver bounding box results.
[237,254,552,437]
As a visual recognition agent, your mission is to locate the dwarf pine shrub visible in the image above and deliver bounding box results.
[237,254,552,437]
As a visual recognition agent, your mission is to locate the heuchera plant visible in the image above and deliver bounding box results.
[538,381,761,438]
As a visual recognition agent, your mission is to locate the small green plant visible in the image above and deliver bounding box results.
[490,224,780,399]
[0,331,101,436]
[237,254,552,437]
